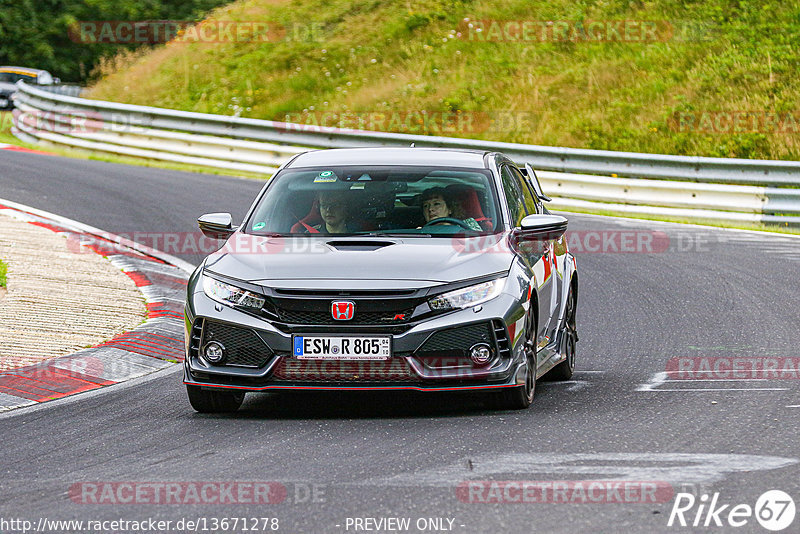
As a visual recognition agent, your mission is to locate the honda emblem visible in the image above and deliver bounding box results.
[331,300,355,321]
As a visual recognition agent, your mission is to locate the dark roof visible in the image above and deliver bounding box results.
[287,147,490,169]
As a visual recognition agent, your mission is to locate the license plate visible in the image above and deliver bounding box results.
[293,335,391,360]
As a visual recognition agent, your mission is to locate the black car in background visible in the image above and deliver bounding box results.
[0,66,58,110]
[184,148,579,412]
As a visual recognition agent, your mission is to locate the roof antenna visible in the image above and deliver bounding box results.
[410,142,415,147]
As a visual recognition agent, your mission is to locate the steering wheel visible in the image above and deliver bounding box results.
[422,217,475,231]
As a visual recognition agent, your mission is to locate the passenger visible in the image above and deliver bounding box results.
[420,187,482,230]
[308,191,356,233]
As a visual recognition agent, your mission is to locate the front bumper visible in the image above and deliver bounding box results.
[183,289,526,392]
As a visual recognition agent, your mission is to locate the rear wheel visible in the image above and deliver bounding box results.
[186,385,245,413]
[546,289,577,381]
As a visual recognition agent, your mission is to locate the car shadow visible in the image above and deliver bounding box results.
[194,387,561,420]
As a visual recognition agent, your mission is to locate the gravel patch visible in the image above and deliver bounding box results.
[0,213,146,370]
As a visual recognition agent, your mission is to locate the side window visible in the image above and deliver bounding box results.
[500,165,526,226]
[510,166,540,215]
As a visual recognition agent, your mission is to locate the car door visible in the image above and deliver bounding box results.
[500,164,555,347]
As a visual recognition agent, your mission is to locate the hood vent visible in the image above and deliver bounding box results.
[327,240,396,251]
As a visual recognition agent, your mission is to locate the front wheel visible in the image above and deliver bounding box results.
[492,344,536,410]
[546,290,577,381]
[186,385,245,413]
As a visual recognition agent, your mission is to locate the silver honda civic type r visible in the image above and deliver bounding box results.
[183,147,578,412]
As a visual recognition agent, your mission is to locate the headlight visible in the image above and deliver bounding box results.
[202,275,265,309]
[428,278,505,311]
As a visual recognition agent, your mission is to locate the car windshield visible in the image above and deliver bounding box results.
[246,165,501,236]
[0,72,36,84]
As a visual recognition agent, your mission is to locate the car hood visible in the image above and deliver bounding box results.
[203,234,514,284]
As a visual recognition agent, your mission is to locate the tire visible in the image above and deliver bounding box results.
[546,289,577,381]
[186,385,245,413]
[493,354,536,410]
[492,320,536,410]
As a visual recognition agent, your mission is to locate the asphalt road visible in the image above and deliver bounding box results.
[1,150,799,533]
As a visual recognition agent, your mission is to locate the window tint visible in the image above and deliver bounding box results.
[0,72,34,83]
[510,166,539,215]
[246,166,499,235]
[500,165,526,226]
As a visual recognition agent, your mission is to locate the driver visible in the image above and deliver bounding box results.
[420,187,482,231]
[306,191,357,233]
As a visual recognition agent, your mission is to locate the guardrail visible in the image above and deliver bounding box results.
[35,84,84,98]
[11,81,800,227]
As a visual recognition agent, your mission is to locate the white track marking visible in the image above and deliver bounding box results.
[647,388,788,392]
[359,453,798,487]
[637,371,669,391]
[638,371,794,392]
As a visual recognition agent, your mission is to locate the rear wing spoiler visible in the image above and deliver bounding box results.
[519,163,552,202]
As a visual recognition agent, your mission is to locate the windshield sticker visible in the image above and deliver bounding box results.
[314,170,338,183]
[350,183,366,190]
[358,173,372,181]
[252,222,266,231]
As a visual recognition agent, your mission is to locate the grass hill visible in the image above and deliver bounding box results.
[87,0,800,160]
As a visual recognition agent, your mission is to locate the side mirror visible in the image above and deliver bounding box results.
[517,214,567,240]
[198,213,237,239]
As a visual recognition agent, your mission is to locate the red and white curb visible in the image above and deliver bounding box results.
[0,199,193,412]
[0,142,54,155]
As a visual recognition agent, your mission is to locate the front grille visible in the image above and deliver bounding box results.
[272,357,416,382]
[415,322,495,368]
[202,321,272,368]
[419,322,494,352]
[276,308,415,325]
